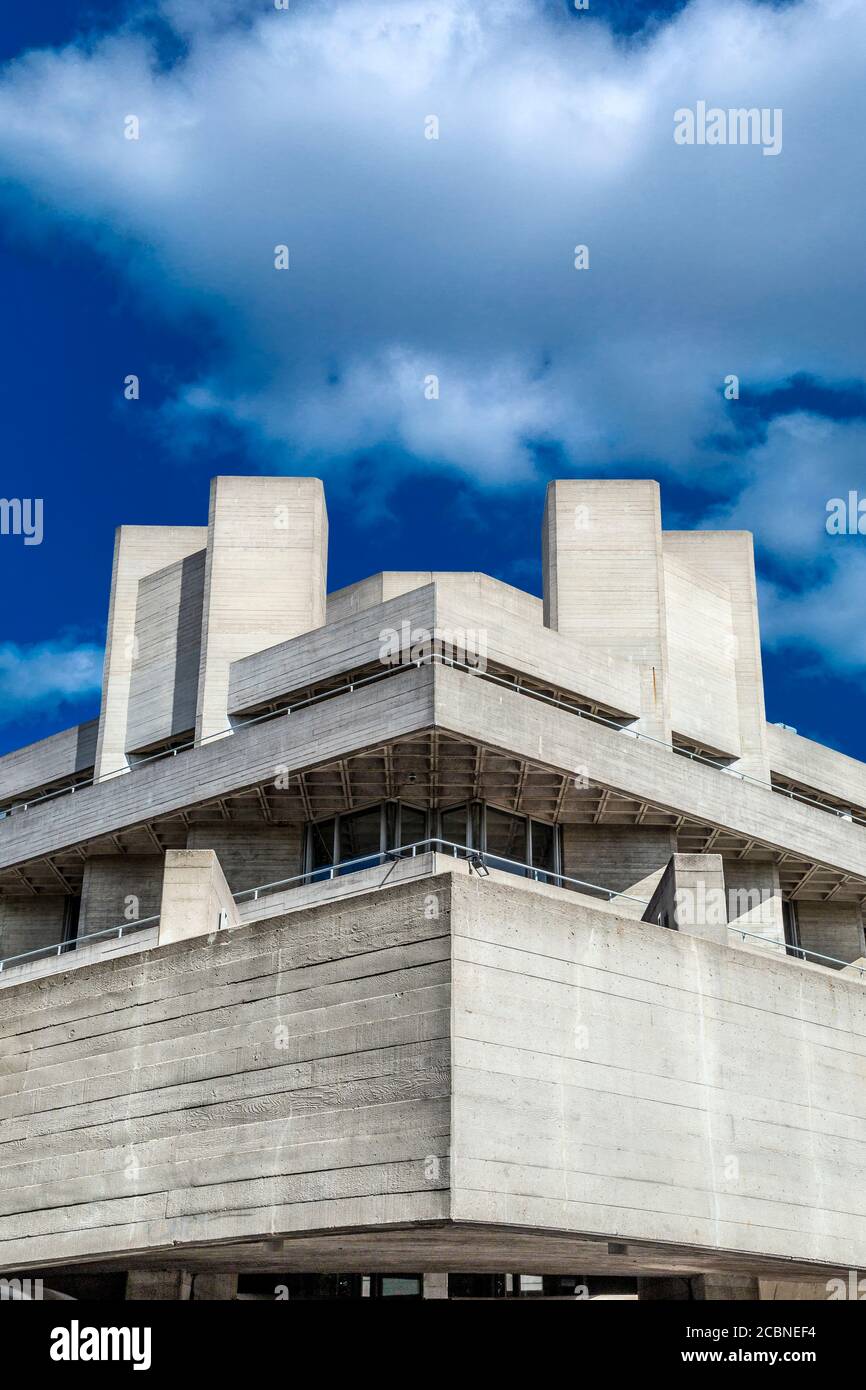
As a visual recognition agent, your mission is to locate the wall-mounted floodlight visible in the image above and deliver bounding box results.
[469,852,490,878]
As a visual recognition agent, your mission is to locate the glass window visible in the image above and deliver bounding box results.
[439,804,468,854]
[371,1275,422,1298]
[398,804,427,848]
[337,806,383,873]
[308,816,336,881]
[530,819,557,880]
[484,807,528,876]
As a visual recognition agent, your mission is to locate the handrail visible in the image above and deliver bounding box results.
[2,850,862,982]
[728,925,865,976]
[232,837,652,907]
[2,651,865,830]
[0,843,639,974]
[0,914,159,973]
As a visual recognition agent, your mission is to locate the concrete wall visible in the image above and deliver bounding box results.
[126,549,206,754]
[326,572,542,629]
[796,901,865,967]
[542,480,670,740]
[0,874,450,1271]
[186,823,303,895]
[561,825,677,917]
[767,720,866,811]
[95,526,208,781]
[0,896,67,961]
[230,581,640,722]
[78,857,164,938]
[0,923,158,989]
[723,859,785,949]
[195,476,328,744]
[2,863,865,1275]
[0,721,98,806]
[449,871,866,1271]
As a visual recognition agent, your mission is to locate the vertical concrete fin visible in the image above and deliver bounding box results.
[663,530,769,782]
[541,479,671,740]
[94,526,208,781]
[195,476,328,743]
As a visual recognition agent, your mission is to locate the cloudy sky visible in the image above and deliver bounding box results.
[0,0,863,757]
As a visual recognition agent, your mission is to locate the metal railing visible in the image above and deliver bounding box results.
[728,925,865,976]
[0,915,159,974]
[232,837,651,907]
[1,846,862,980]
[2,650,865,830]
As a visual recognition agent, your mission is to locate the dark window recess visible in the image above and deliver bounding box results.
[448,1273,507,1299]
[304,800,561,884]
[399,803,427,848]
[62,895,81,952]
[308,816,336,881]
[439,803,469,852]
[530,819,558,878]
[238,1273,362,1300]
[783,899,800,956]
[485,807,528,876]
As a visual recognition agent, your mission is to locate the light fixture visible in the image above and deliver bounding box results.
[469,852,490,878]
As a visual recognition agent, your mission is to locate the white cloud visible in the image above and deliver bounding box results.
[710,414,866,569]
[0,641,103,726]
[0,0,862,480]
[0,0,865,667]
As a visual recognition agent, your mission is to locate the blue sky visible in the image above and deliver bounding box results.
[0,0,864,761]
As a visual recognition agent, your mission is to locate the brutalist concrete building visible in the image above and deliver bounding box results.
[1,475,865,1302]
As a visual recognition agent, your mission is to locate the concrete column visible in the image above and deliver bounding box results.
[691,1274,759,1300]
[158,849,239,947]
[542,479,671,741]
[642,853,728,945]
[795,901,865,966]
[663,531,769,783]
[195,476,328,744]
[126,1270,192,1300]
[94,526,208,781]
[724,860,785,951]
[192,1273,238,1300]
[423,1273,449,1299]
